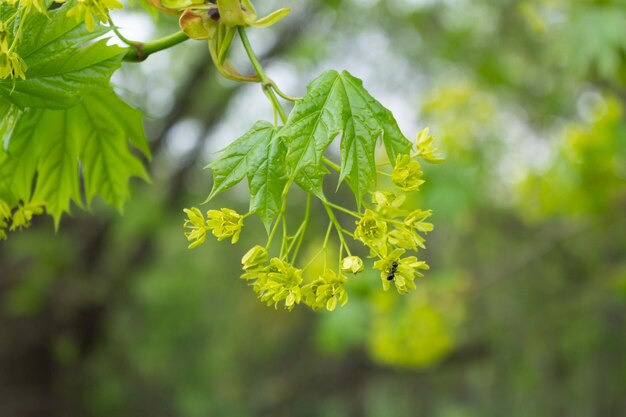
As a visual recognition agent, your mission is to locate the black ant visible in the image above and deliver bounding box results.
[387,261,398,281]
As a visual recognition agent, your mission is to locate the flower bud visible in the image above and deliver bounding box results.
[392,154,425,192]
[415,128,445,164]
[341,256,364,274]
[241,245,268,271]
[179,8,218,40]
[206,208,244,244]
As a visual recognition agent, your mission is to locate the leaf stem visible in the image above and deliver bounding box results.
[322,220,332,270]
[238,27,288,124]
[107,13,139,47]
[325,201,361,219]
[288,194,311,263]
[269,81,301,102]
[8,11,27,53]
[123,31,189,62]
[279,216,288,258]
[323,202,352,256]
[322,156,341,172]
[266,212,282,250]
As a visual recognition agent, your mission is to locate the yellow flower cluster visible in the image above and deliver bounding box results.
[0,200,45,239]
[0,22,27,80]
[61,0,123,31]
[183,131,444,311]
[353,189,433,294]
[415,128,445,164]
[4,0,47,14]
[392,154,424,192]
[302,269,348,311]
[183,207,244,248]
[240,247,360,312]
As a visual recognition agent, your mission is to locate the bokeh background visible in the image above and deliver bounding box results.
[2,0,626,416]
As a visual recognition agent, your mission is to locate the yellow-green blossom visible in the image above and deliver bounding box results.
[0,51,27,80]
[371,190,406,218]
[392,154,424,192]
[242,245,267,271]
[354,210,387,249]
[10,201,44,231]
[63,0,123,31]
[373,248,429,294]
[404,209,434,233]
[253,258,303,311]
[341,255,364,274]
[206,208,243,244]
[5,0,47,13]
[415,128,445,164]
[0,34,27,80]
[302,269,348,311]
[183,207,207,248]
[387,228,425,251]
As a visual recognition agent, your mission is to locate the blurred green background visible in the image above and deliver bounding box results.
[2,0,626,416]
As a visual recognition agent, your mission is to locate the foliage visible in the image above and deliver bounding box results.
[0,1,150,231]
[0,0,444,312]
[2,0,626,416]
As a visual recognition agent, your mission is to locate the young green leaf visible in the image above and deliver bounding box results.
[0,5,124,109]
[279,70,412,203]
[75,90,150,214]
[206,121,276,200]
[206,121,289,230]
[247,130,288,231]
[0,89,150,226]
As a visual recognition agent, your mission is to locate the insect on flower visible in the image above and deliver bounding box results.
[387,261,398,281]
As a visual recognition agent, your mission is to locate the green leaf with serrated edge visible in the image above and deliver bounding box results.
[206,121,289,230]
[338,72,380,203]
[74,90,149,214]
[280,71,344,184]
[0,89,149,226]
[247,131,288,232]
[205,121,275,202]
[30,110,82,221]
[295,165,329,200]
[280,70,412,203]
[0,4,124,109]
[0,110,41,206]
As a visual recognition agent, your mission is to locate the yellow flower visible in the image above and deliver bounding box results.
[206,208,244,243]
[0,50,27,80]
[354,210,387,249]
[404,209,434,233]
[253,258,303,311]
[341,255,364,274]
[10,201,44,231]
[183,207,207,249]
[415,128,445,164]
[302,269,348,311]
[64,0,123,31]
[240,245,267,280]
[371,190,406,218]
[5,0,47,13]
[373,248,429,294]
[387,228,425,251]
[391,154,424,192]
